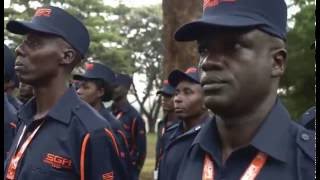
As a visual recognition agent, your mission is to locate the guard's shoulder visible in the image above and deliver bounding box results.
[295,124,315,161]
[165,123,179,133]
[73,102,111,132]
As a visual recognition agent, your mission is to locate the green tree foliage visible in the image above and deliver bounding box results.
[120,5,163,132]
[279,0,315,119]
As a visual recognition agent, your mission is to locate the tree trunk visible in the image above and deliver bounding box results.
[162,0,202,79]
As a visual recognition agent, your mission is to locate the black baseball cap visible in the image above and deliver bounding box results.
[175,0,287,41]
[4,44,16,81]
[73,62,115,85]
[168,67,200,87]
[115,73,133,89]
[157,80,175,96]
[6,6,90,57]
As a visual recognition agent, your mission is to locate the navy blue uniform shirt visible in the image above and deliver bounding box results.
[298,106,315,131]
[4,93,18,161]
[110,101,147,176]
[99,103,133,178]
[4,88,127,180]
[177,98,315,180]
[7,94,22,111]
[158,115,210,180]
[155,116,180,170]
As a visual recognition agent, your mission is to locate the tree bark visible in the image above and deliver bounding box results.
[162,0,202,79]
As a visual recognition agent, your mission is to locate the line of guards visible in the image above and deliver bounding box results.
[4,0,315,179]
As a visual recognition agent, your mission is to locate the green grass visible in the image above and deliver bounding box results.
[140,133,157,180]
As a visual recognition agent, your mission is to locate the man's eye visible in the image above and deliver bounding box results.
[24,39,39,47]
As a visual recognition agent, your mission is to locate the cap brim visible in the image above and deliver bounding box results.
[6,20,59,36]
[168,70,198,87]
[156,88,175,96]
[175,14,263,41]
[73,74,87,81]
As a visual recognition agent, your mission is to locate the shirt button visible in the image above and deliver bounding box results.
[195,126,201,131]
[75,105,80,110]
[301,133,310,141]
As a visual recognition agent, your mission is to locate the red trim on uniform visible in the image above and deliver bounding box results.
[130,118,137,151]
[80,134,90,180]
[9,122,16,128]
[117,130,129,148]
[104,129,120,157]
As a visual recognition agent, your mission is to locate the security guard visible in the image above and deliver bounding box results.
[158,67,210,180]
[154,79,179,179]
[74,62,133,178]
[6,78,23,111]
[110,73,147,179]
[4,44,18,161]
[156,80,179,138]
[5,6,126,180]
[298,106,315,131]
[4,45,22,111]
[174,0,315,179]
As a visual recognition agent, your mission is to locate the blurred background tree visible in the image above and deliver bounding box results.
[279,0,315,119]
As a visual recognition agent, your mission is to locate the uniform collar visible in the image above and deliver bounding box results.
[99,103,112,116]
[4,93,17,114]
[112,100,131,113]
[170,114,210,140]
[250,98,292,163]
[18,88,82,125]
[194,98,292,164]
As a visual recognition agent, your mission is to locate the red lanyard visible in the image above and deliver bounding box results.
[202,152,268,180]
[6,121,45,180]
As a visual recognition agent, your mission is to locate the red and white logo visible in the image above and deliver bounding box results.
[102,171,114,180]
[85,63,94,70]
[34,8,52,17]
[43,153,72,170]
[203,0,236,9]
[185,67,197,74]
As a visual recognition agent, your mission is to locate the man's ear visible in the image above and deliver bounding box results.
[97,87,105,99]
[60,48,76,65]
[271,48,287,77]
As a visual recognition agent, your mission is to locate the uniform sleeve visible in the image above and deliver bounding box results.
[80,129,128,180]
[131,115,147,173]
[4,104,18,161]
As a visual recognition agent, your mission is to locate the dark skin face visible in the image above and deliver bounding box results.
[198,28,287,118]
[15,32,77,86]
[112,85,128,101]
[198,28,287,163]
[76,80,104,106]
[161,94,174,112]
[174,80,205,120]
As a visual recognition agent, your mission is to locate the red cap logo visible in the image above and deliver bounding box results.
[203,0,236,9]
[163,80,169,85]
[185,67,197,74]
[34,8,52,17]
[85,63,94,70]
